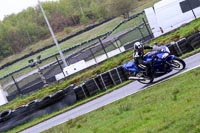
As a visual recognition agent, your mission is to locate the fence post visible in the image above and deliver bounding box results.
[35,64,48,87]
[115,39,122,52]
[142,18,154,38]
[89,47,98,64]
[137,27,145,41]
[98,37,109,58]
[11,75,22,95]
[56,56,66,77]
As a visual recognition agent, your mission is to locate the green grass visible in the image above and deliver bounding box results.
[43,67,200,133]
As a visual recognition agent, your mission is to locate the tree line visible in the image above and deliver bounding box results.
[0,0,136,61]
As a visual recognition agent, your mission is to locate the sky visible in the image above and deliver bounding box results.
[0,0,58,20]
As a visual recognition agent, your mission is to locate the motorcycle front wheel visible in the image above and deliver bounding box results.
[171,57,186,70]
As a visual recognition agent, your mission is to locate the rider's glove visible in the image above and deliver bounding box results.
[152,45,164,52]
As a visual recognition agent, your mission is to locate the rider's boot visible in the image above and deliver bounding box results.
[145,67,153,79]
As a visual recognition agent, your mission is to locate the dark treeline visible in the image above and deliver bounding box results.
[0,0,136,60]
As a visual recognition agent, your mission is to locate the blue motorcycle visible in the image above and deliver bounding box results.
[122,45,186,84]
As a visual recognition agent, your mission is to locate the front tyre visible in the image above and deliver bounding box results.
[171,56,186,70]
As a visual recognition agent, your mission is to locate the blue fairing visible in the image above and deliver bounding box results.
[122,45,175,76]
[167,55,175,60]
[122,60,140,72]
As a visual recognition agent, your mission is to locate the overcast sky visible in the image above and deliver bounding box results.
[0,0,58,20]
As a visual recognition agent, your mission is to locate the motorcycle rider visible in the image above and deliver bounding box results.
[133,41,162,77]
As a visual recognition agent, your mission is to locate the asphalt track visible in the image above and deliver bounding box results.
[21,53,200,133]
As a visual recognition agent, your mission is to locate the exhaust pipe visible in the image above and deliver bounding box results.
[128,76,145,80]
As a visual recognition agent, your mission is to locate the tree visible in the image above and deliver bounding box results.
[90,0,109,20]
[0,0,137,60]
[106,0,134,18]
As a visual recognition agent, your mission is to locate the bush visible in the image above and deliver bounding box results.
[80,16,90,24]
[64,27,73,34]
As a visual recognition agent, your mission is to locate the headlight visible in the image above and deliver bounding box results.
[162,53,169,59]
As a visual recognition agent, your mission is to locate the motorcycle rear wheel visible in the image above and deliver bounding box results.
[136,72,154,84]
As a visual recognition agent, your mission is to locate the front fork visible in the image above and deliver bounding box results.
[165,55,175,67]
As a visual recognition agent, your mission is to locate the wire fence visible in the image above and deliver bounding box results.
[0,11,154,101]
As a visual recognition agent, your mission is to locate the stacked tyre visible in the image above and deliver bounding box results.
[96,72,114,90]
[116,66,129,82]
[74,84,89,100]
[186,32,200,49]
[166,43,180,56]
[0,110,13,123]
[176,38,193,54]
[85,79,101,95]
[109,68,123,84]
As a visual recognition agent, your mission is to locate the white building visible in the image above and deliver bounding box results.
[145,0,200,37]
[0,85,8,106]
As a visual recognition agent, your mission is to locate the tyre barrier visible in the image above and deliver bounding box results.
[96,72,114,90]
[176,38,193,54]
[61,86,77,106]
[190,35,200,49]
[0,110,13,123]
[109,68,124,85]
[116,66,129,82]
[186,32,200,43]
[37,95,54,109]
[0,110,16,132]
[74,84,89,100]
[166,39,193,57]
[12,105,29,118]
[166,42,181,56]
[62,84,75,94]
[85,78,101,96]
[159,32,200,57]
[73,66,128,101]
[0,85,77,132]
[3,105,31,131]
[26,99,40,113]
[51,90,66,103]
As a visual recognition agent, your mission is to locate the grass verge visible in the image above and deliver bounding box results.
[43,67,200,133]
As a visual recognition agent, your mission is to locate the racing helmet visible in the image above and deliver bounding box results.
[134,42,143,51]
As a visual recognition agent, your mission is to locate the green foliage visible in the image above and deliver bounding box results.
[80,16,89,24]
[64,27,73,34]
[0,0,137,59]
[106,0,135,18]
